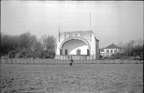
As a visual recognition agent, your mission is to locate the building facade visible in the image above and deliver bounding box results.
[100,43,121,57]
[55,30,99,60]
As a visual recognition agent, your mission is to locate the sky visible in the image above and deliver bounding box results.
[1,1,143,48]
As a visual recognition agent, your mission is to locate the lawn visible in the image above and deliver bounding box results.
[0,63,143,93]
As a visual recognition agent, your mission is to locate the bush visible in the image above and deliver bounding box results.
[8,51,16,58]
[1,33,56,59]
[25,52,32,58]
[41,50,55,59]
[15,53,22,58]
[140,52,143,59]
[99,55,103,60]
[34,51,43,58]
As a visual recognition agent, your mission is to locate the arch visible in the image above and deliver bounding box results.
[60,37,91,50]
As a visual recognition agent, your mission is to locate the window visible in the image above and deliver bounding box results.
[107,50,109,53]
[77,49,81,55]
[111,50,113,53]
[87,49,90,56]
[114,50,117,53]
[60,49,62,55]
[65,49,68,55]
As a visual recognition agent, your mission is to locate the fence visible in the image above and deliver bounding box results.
[0,58,143,64]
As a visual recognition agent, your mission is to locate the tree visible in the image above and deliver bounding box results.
[17,32,37,49]
[112,39,143,60]
[1,33,19,56]
[31,41,43,52]
[1,32,38,58]
[41,35,56,58]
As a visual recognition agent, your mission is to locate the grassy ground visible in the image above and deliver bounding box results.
[0,63,143,93]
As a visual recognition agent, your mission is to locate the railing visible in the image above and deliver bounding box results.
[0,58,143,64]
[55,55,95,60]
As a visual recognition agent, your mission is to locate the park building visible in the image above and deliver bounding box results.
[55,30,99,60]
[100,43,121,57]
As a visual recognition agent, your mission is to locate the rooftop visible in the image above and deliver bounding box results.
[61,30,94,34]
[105,43,120,49]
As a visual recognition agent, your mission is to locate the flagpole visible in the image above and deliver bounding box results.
[59,15,60,42]
[90,12,91,31]
[90,12,91,41]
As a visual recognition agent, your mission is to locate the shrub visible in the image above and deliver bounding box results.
[8,51,16,58]
[15,53,22,58]
[34,51,43,58]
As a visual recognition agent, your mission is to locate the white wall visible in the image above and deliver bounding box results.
[90,34,96,55]
[55,31,98,59]
[104,49,119,53]
[101,48,120,57]
[62,39,88,55]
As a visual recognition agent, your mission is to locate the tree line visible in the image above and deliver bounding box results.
[1,32,56,59]
[108,40,143,60]
[1,32,143,60]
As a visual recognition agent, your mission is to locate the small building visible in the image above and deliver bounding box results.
[55,30,99,60]
[100,43,121,57]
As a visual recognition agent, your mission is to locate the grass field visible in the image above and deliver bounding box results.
[0,63,143,93]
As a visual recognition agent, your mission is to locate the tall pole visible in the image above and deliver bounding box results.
[59,15,60,42]
[90,12,91,31]
[90,12,91,41]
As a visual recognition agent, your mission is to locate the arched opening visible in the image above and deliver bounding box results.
[61,39,90,55]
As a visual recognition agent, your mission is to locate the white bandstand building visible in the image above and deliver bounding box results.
[55,30,99,60]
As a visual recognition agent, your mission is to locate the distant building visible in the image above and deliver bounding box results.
[100,43,121,57]
[55,30,99,60]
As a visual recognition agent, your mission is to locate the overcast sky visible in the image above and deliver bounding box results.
[1,1,143,48]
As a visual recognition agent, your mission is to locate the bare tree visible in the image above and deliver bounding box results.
[41,35,56,58]
[41,35,56,51]
[18,32,37,49]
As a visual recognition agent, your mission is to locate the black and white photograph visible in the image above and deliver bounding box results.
[1,0,143,93]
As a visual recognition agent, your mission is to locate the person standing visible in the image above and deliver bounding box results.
[70,56,73,66]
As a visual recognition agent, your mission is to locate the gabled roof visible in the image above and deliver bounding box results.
[105,43,120,49]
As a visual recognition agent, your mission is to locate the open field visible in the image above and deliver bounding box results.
[0,63,143,93]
